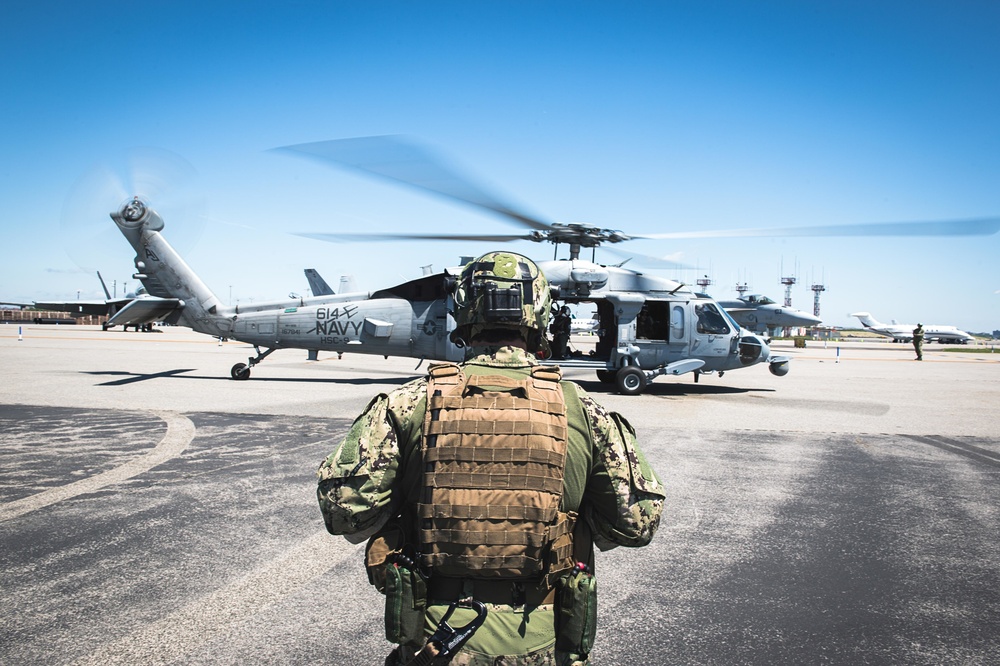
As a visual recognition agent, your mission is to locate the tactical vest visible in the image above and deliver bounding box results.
[418,362,576,583]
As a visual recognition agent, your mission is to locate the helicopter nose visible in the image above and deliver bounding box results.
[756,335,771,361]
[738,333,770,366]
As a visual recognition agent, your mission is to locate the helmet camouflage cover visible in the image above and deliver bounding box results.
[450,251,551,350]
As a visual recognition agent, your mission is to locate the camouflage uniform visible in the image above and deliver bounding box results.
[318,346,665,665]
[550,308,572,359]
[913,324,924,360]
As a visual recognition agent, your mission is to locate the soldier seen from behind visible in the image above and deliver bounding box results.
[317,251,665,665]
[913,323,924,360]
[549,305,572,360]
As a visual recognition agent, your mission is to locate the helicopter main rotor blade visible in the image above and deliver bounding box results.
[599,246,691,270]
[638,217,1000,239]
[295,231,538,244]
[274,136,555,232]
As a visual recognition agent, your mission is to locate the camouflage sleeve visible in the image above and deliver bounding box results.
[317,385,419,543]
[578,389,665,550]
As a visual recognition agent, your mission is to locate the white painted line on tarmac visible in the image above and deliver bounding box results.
[0,411,195,522]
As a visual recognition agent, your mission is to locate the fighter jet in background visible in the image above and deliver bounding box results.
[716,293,822,333]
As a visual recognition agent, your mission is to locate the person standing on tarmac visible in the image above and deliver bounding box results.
[913,323,925,360]
[550,305,572,359]
[317,251,665,666]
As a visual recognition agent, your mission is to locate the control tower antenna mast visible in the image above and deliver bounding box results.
[810,283,826,318]
[781,276,797,308]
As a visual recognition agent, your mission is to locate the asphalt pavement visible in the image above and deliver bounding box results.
[2,324,998,665]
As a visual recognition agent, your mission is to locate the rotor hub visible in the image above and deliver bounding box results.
[122,197,147,222]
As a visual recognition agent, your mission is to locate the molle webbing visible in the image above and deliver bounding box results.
[419,363,573,580]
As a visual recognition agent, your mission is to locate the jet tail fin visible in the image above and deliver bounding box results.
[850,312,881,329]
[338,275,358,293]
[304,268,335,296]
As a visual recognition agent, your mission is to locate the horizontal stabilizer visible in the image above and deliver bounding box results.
[107,297,184,326]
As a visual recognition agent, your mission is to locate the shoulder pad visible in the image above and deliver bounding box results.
[530,364,562,383]
[428,362,461,379]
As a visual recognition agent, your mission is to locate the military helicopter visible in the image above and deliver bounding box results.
[276,136,1000,393]
[103,137,999,395]
[107,195,775,394]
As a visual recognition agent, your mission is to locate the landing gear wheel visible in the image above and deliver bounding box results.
[596,369,616,384]
[231,363,251,380]
[615,366,647,396]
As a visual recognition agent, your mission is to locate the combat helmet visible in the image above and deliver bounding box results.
[450,251,551,352]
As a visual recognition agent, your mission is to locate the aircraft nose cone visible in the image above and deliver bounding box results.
[789,311,822,327]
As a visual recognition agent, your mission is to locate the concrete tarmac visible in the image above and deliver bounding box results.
[2,324,999,665]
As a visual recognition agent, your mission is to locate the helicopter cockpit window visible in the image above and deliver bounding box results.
[695,303,730,335]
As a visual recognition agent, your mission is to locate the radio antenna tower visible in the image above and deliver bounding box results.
[696,274,712,294]
[781,276,797,307]
[735,282,749,297]
[811,283,826,318]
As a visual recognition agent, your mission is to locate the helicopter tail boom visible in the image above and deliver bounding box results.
[110,198,233,338]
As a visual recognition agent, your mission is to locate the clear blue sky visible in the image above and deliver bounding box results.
[2,1,998,332]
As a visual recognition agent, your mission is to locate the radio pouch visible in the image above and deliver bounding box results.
[383,558,427,647]
[555,567,598,656]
